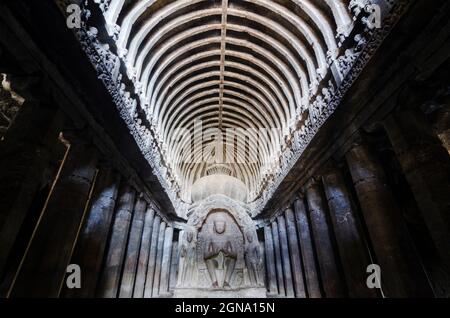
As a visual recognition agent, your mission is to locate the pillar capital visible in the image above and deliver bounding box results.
[347,130,371,152]
[320,160,346,178]
[303,176,322,191]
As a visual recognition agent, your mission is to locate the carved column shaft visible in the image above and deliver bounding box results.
[293,198,321,298]
[284,209,306,298]
[263,225,278,295]
[64,167,121,298]
[384,110,450,267]
[119,197,147,298]
[346,141,433,297]
[259,240,266,287]
[143,215,161,298]
[159,226,174,296]
[271,221,286,296]
[151,221,167,297]
[277,215,295,298]
[97,183,136,298]
[322,166,378,298]
[133,208,155,298]
[11,140,98,297]
[169,241,179,292]
[305,179,346,298]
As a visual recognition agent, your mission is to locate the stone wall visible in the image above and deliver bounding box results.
[260,80,450,298]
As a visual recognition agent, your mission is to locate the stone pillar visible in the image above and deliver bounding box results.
[119,197,147,298]
[97,183,136,298]
[322,165,378,298]
[133,208,155,298]
[152,221,167,297]
[277,215,295,298]
[0,100,62,278]
[259,240,266,287]
[64,167,121,298]
[175,230,184,287]
[293,198,321,298]
[271,221,285,296]
[304,178,346,298]
[285,208,307,298]
[264,225,278,295]
[10,138,98,297]
[384,110,450,268]
[159,226,174,296]
[346,139,433,297]
[169,241,179,292]
[143,215,161,298]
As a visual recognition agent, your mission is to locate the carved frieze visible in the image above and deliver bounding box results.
[55,0,410,217]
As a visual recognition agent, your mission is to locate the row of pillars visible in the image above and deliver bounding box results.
[264,107,450,298]
[0,91,179,297]
[63,173,179,299]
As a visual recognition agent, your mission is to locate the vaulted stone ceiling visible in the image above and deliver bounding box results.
[65,0,398,217]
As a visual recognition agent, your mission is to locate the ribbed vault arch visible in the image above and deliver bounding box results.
[99,0,355,203]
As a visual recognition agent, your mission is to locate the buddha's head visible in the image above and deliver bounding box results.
[213,214,227,235]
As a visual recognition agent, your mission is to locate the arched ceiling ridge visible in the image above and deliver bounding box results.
[76,0,400,216]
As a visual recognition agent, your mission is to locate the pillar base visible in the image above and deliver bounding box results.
[173,287,267,298]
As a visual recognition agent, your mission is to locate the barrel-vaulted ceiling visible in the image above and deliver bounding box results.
[66,0,397,216]
[105,0,351,199]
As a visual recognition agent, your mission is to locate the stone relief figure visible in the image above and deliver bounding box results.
[175,196,265,294]
[177,230,197,287]
[244,231,263,286]
[203,215,237,289]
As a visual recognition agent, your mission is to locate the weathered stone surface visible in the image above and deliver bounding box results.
[264,225,278,295]
[285,208,307,298]
[0,101,61,279]
[133,208,155,298]
[293,198,321,298]
[169,241,179,292]
[384,110,450,268]
[97,183,136,298]
[119,197,147,298]
[159,226,174,296]
[322,166,378,298]
[271,221,285,297]
[152,221,166,297]
[143,215,161,298]
[64,167,121,298]
[304,178,346,298]
[177,230,197,288]
[199,212,241,289]
[174,287,267,298]
[176,195,263,291]
[2,0,449,300]
[276,215,295,298]
[71,0,398,217]
[11,141,98,297]
[346,140,433,297]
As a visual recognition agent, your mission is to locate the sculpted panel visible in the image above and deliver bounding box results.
[176,195,264,290]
